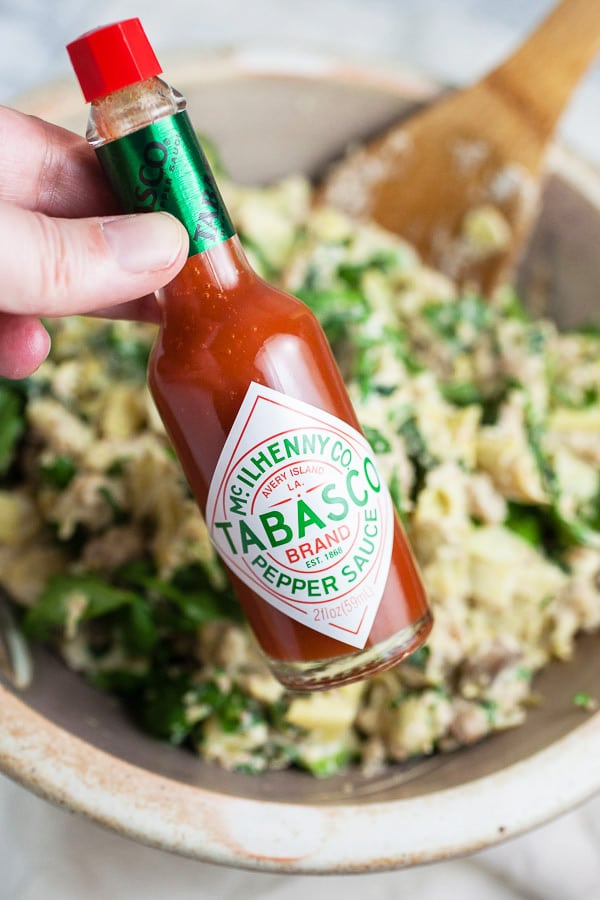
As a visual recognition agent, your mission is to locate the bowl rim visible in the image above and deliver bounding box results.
[3,48,600,874]
[2,675,600,872]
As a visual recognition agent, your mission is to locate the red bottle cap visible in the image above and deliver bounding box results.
[66,19,162,102]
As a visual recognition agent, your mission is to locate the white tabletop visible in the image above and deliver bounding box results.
[1,1,600,897]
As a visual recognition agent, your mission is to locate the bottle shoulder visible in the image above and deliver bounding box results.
[151,273,329,375]
[160,254,319,329]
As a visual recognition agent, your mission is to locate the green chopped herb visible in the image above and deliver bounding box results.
[406,645,430,670]
[397,413,437,496]
[523,403,559,502]
[0,382,26,477]
[137,675,199,744]
[40,455,77,489]
[577,386,597,409]
[505,502,543,547]
[336,250,398,289]
[441,381,484,407]
[296,286,366,349]
[97,485,128,524]
[296,742,356,779]
[496,287,528,321]
[116,559,241,628]
[397,415,433,466]
[105,458,128,477]
[515,666,532,682]
[363,425,392,454]
[480,699,499,725]
[122,597,159,656]
[90,670,149,696]
[354,330,420,397]
[572,691,598,711]
[526,324,547,354]
[24,574,138,640]
[216,684,264,734]
[423,294,492,350]
[525,403,600,551]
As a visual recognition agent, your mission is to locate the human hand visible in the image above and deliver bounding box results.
[0,105,189,379]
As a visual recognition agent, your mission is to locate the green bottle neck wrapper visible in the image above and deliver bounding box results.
[96,111,235,256]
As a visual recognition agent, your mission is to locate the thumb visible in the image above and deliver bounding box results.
[0,201,189,316]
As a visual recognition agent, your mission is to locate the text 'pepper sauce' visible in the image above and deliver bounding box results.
[67,18,432,690]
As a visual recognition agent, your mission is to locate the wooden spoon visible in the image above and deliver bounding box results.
[319,0,600,293]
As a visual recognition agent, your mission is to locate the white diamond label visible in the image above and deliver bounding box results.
[206,383,394,648]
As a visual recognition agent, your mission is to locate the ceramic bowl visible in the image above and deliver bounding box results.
[2,52,600,873]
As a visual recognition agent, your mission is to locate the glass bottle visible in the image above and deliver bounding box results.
[67,19,432,690]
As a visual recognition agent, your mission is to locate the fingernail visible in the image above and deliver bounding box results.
[102,213,187,273]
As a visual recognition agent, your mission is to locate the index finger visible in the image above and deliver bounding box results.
[0,105,118,218]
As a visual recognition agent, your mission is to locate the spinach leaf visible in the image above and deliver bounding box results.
[90,670,149,696]
[526,324,547,354]
[397,413,437,497]
[336,249,399,290]
[24,574,138,640]
[138,675,262,745]
[423,294,492,351]
[117,559,242,628]
[296,286,366,349]
[137,674,199,744]
[216,683,263,734]
[441,377,517,425]
[441,381,485,407]
[524,404,560,502]
[524,404,600,551]
[0,381,27,477]
[122,597,159,656]
[505,502,544,547]
[363,425,392,454]
[40,455,77,489]
[298,742,356,779]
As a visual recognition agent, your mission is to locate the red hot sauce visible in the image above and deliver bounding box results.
[67,18,432,690]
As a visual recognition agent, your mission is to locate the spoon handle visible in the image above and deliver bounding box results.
[486,0,600,140]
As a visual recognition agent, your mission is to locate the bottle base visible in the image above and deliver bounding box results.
[265,612,433,692]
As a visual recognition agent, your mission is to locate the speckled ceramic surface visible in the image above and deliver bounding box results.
[2,53,600,872]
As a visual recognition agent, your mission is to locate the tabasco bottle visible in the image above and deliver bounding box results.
[67,19,432,690]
